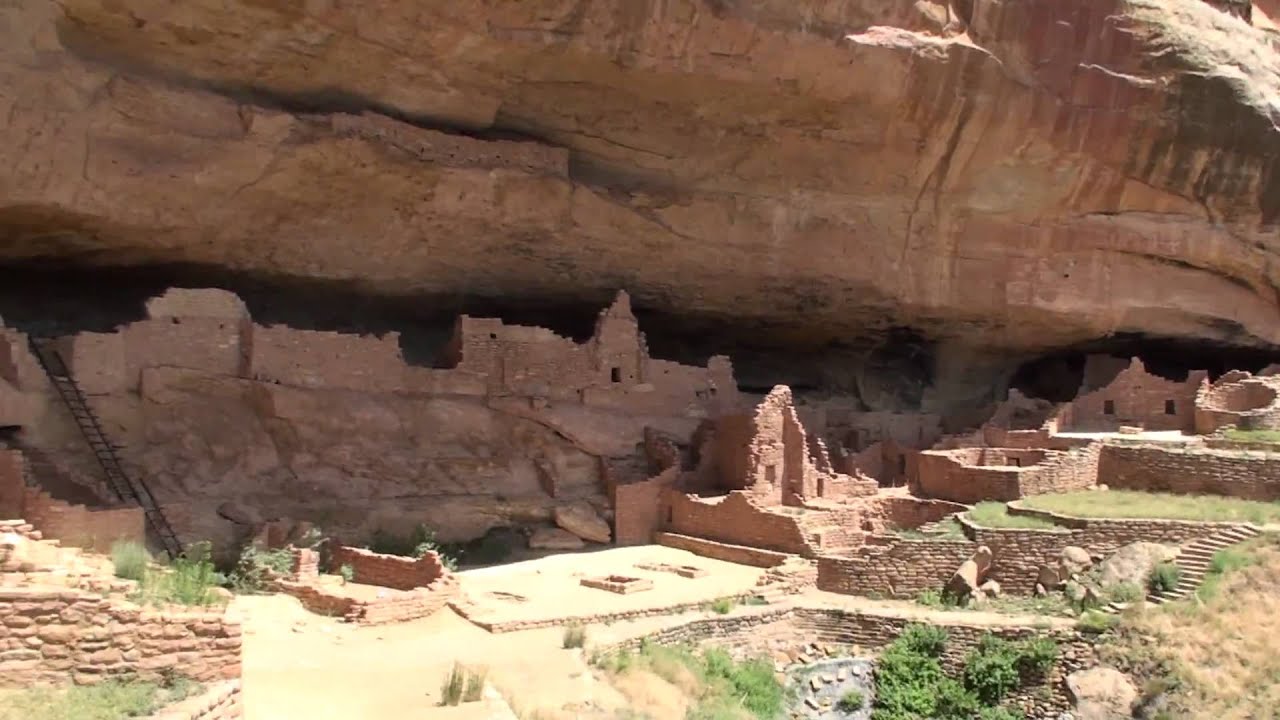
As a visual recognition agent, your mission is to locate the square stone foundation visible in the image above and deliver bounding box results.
[580,574,655,594]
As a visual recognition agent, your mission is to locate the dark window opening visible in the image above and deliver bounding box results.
[666,507,673,524]
[489,333,497,339]
[898,456,907,474]
[1165,400,1176,415]
[170,317,181,325]
[1011,458,1021,467]
[1103,400,1116,415]
[611,367,621,383]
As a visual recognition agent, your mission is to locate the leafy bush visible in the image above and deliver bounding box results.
[1149,563,1182,594]
[0,677,201,720]
[132,542,225,607]
[1107,582,1144,604]
[1076,610,1119,634]
[899,624,948,657]
[110,540,150,582]
[977,707,1025,720]
[710,597,734,614]
[700,648,783,718]
[562,623,586,649]
[962,635,1022,705]
[338,564,354,583]
[229,544,293,593]
[836,689,866,712]
[1015,636,1059,676]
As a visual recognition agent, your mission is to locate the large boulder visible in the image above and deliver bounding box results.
[1097,543,1180,588]
[1067,667,1137,720]
[1037,562,1064,591]
[944,545,993,603]
[1060,546,1093,576]
[554,503,612,544]
[528,527,586,551]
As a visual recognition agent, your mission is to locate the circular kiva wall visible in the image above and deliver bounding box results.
[1197,380,1280,432]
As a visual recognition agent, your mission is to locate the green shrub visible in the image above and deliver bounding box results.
[229,544,293,593]
[1106,582,1144,604]
[836,689,866,712]
[977,707,1025,720]
[710,597,734,614]
[338,564,354,583]
[132,542,225,607]
[899,624,948,657]
[1015,636,1059,676]
[699,649,783,718]
[916,589,943,608]
[0,677,201,720]
[962,635,1022,705]
[110,540,150,582]
[1076,610,1118,634]
[1148,563,1182,594]
[563,623,586,649]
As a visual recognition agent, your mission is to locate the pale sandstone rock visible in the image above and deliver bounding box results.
[1061,546,1094,576]
[553,504,611,545]
[1067,667,1138,720]
[979,579,1002,598]
[944,545,993,602]
[1036,563,1064,591]
[527,528,585,551]
[1097,543,1181,589]
[0,0,1276,394]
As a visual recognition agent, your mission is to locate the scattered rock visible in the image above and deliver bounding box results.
[1061,546,1093,576]
[1037,563,1064,591]
[528,527,586,551]
[1067,667,1137,720]
[554,503,611,544]
[216,500,261,525]
[944,545,993,604]
[979,579,1002,598]
[1097,542,1180,588]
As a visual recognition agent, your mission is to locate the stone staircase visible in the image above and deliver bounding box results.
[1101,524,1263,612]
[0,519,132,594]
[1147,525,1262,605]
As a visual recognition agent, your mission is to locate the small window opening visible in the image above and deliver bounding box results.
[489,333,497,340]
[171,318,181,325]
[1011,457,1021,467]
[666,507,673,524]
[1165,400,1176,415]
[1103,400,1115,415]
[611,367,622,383]
[898,456,907,474]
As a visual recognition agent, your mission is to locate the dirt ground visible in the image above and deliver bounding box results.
[234,594,629,720]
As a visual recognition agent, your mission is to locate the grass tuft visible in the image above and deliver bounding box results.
[1022,490,1280,525]
[1148,563,1182,595]
[966,502,1056,529]
[110,540,150,582]
[0,677,200,720]
[562,623,586,649]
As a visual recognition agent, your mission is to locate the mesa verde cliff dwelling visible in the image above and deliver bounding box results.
[4,0,1280,719]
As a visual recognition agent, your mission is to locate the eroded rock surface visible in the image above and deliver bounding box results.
[1,0,1279,375]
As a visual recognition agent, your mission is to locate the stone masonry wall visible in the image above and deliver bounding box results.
[666,491,813,555]
[0,586,241,687]
[816,539,976,597]
[654,532,792,568]
[328,546,448,590]
[1058,358,1203,433]
[613,467,679,546]
[1099,443,1280,501]
[0,450,23,519]
[916,443,1099,504]
[19,486,145,552]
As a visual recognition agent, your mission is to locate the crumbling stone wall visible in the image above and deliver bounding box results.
[0,450,23,518]
[654,532,791,567]
[328,546,449,590]
[145,680,242,720]
[1099,443,1280,501]
[1057,358,1204,432]
[666,491,813,556]
[1194,373,1280,433]
[0,586,240,687]
[816,538,975,596]
[612,466,679,545]
[915,444,1099,503]
[19,485,145,552]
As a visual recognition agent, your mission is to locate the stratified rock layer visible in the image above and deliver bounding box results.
[1,0,1279,360]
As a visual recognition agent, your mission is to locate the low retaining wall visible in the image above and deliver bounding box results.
[816,538,974,597]
[1099,443,1280,501]
[146,680,242,720]
[591,605,1093,718]
[0,587,240,687]
[329,546,449,591]
[450,590,757,634]
[656,532,792,568]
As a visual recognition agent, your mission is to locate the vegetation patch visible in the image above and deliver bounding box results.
[130,542,226,607]
[440,662,487,705]
[870,624,1055,720]
[562,623,586,649]
[110,541,150,582]
[1098,534,1280,718]
[1223,428,1280,444]
[966,503,1056,529]
[0,677,200,720]
[895,518,966,540]
[1147,563,1182,594]
[229,544,294,594]
[595,642,783,719]
[1021,490,1280,524]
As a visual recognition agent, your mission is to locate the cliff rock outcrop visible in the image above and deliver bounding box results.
[1,0,1279,371]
